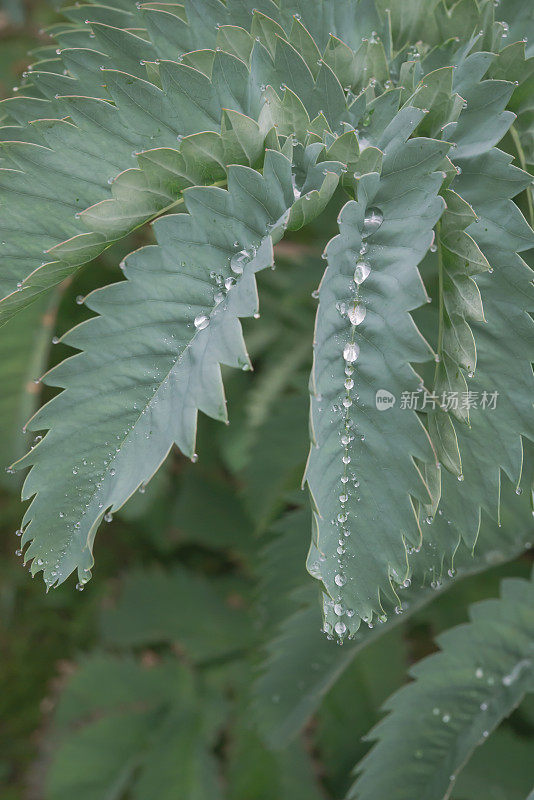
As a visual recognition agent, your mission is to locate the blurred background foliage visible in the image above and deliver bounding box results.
[0,1,533,798]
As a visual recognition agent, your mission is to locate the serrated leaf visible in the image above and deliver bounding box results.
[101,566,253,661]
[350,570,534,800]
[428,409,462,477]
[253,457,534,747]
[14,153,302,587]
[0,293,57,487]
[47,655,224,800]
[305,133,449,628]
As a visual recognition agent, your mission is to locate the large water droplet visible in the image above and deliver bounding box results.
[230,249,250,275]
[362,206,383,237]
[335,620,347,636]
[354,260,371,285]
[343,342,360,363]
[348,303,366,325]
[335,573,346,587]
[194,314,209,331]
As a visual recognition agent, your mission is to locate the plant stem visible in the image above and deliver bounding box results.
[509,123,534,229]
[433,220,444,387]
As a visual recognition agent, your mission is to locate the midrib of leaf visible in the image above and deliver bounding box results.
[306,132,450,629]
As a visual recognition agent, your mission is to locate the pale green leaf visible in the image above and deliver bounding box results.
[350,570,534,800]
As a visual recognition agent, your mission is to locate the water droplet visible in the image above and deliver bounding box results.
[343,342,360,363]
[335,573,346,587]
[230,249,251,274]
[292,174,301,201]
[348,303,366,325]
[76,582,85,591]
[475,667,484,679]
[334,603,344,616]
[194,314,209,330]
[334,620,347,636]
[104,512,113,523]
[342,455,351,464]
[362,207,383,237]
[191,453,199,463]
[354,260,371,285]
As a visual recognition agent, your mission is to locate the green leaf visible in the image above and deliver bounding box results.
[169,470,256,557]
[316,627,408,798]
[350,570,534,800]
[47,655,225,800]
[227,718,324,800]
[451,727,534,800]
[253,456,534,747]
[305,130,449,628]
[0,293,57,488]
[14,152,301,586]
[1,2,369,322]
[101,566,253,661]
[424,44,534,554]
